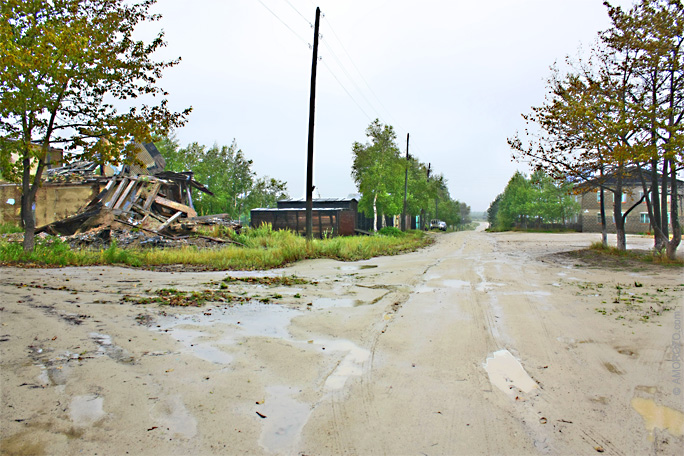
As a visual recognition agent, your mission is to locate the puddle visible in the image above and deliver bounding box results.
[443,280,470,288]
[475,265,506,293]
[150,395,197,439]
[502,290,552,297]
[155,303,301,364]
[90,332,134,364]
[314,339,371,392]
[484,350,538,400]
[258,386,311,454]
[70,395,105,426]
[312,297,363,308]
[414,285,435,293]
[631,397,684,441]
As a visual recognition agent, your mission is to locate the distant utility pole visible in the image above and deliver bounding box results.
[421,163,431,230]
[401,133,409,231]
[305,6,321,241]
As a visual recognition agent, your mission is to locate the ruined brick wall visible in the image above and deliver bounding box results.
[0,183,101,227]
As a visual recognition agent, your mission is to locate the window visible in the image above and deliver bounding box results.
[597,191,601,202]
[640,213,650,224]
[621,193,627,203]
[597,213,602,224]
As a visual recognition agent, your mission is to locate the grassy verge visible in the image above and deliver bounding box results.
[0,226,432,270]
[587,241,683,267]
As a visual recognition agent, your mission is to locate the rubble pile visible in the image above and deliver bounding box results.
[45,161,102,183]
[30,146,242,249]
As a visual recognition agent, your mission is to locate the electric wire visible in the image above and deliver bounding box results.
[281,0,313,27]
[320,58,374,122]
[256,2,430,165]
[255,0,309,47]
[319,38,382,121]
[322,16,399,128]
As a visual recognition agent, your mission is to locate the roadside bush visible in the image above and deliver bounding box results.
[377,226,405,237]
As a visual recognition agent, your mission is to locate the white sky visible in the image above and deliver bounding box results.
[140,0,635,211]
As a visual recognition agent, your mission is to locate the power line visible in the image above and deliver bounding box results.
[281,0,313,27]
[320,39,382,121]
[255,0,309,46]
[320,59,373,122]
[322,15,399,127]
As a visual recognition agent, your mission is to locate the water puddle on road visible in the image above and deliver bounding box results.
[315,339,370,392]
[69,395,105,427]
[149,395,197,439]
[631,397,684,441]
[312,297,363,308]
[258,386,311,454]
[155,302,371,447]
[442,279,470,289]
[154,303,301,364]
[484,349,538,400]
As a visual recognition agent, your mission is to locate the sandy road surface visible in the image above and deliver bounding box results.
[1,228,683,455]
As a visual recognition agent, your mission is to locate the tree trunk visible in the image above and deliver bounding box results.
[666,160,681,260]
[614,174,626,251]
[599,190,608,247]
[21,156,43,252]
[372,193,378,232]
[599,168,608,247]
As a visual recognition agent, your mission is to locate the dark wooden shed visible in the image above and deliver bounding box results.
[250,198,358,237]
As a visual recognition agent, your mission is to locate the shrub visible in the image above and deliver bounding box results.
[377,226,405,237]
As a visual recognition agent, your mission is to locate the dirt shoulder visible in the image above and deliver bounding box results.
[1,230,682,455]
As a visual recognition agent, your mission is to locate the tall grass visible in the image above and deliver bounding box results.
[0,222,22,234]
[589,241,683,266]
[0,226,432,270]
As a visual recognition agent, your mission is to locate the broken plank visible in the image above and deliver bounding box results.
[142,182,162,211]
[113,179,137,210]
[156,211,183,232]
[105,178,129,208]
[154,195,197,218]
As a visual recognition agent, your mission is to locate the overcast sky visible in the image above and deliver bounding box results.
[140,0,635,211]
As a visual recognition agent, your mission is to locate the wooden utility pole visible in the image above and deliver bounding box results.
[401,133,409,231]
[305,7,321,240]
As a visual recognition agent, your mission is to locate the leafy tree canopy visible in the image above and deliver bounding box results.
[155,135,288,221]
[0,0,190,251]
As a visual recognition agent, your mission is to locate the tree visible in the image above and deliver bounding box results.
[604,0,683,258]
[510,0,683,257]
[248,177,289,212]
[489,171,579,230]
[487,194,502,228]
[496,172,533,230]
[0,0,189,251]
[351,120,403,231]
[158,136,289,220]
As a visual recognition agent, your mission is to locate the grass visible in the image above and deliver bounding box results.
[0,222,23,234]
[0,225,432,270]
[589,241,684,266]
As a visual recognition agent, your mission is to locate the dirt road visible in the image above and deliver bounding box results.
[1,228,683,455]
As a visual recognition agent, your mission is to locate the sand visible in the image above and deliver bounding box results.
[1,226,683,455]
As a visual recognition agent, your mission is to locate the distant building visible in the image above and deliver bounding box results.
[576,170,684,234]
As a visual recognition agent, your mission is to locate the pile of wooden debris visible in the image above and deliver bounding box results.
[34,144,242,247]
